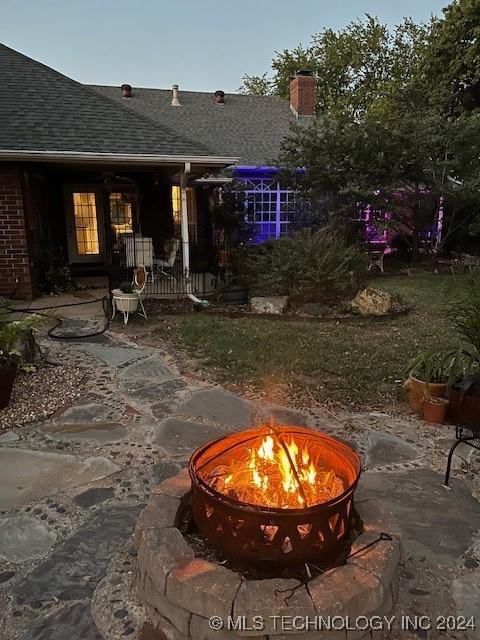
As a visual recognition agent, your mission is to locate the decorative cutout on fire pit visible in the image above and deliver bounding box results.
[189,424,361,567]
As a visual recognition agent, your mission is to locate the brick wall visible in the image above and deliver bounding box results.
[0,165,33,299]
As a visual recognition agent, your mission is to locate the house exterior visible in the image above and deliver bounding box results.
[0,43,317,299]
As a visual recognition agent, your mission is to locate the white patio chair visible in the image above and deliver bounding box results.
[154,238,180,281]
[124,235,156,283]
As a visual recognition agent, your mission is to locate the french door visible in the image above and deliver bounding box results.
[64,186,106,263]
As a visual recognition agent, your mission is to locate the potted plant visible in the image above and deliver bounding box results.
[422,394,450,424]
[112,281,139,314]
[0,316,42,409]
[404,350,456,414]
[445,284,480,421]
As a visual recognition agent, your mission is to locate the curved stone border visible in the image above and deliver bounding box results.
[135,469,401,640]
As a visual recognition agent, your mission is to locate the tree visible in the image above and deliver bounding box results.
[238,73,273,96]
[242,16,429,119]
[247,6,480,254]
[425,0,480,115]
[279,106,480,256]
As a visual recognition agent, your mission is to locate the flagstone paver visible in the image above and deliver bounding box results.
[51,402,113,424]
[73,487,115,508]
[0,516,57,563]
[0,448,120,510]
[358,469,480,564]
[154,417,231,456]
[0,430,19,443]
[70,342,145,367]
[452,571,480,640]
[17,601,103,640]
[13,502,143,605]
[178,388,252,428]
[118,356,175,384]
[364,431,422,467]
[40,421,128,444]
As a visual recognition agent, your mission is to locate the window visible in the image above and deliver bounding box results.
[109,192,134,236]
[242,178,295,243]
[72,192,100,255]
[171,186,197,241]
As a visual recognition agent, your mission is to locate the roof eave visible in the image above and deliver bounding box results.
[0,149,239,166]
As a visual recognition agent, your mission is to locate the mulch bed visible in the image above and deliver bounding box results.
[145,298,410,323]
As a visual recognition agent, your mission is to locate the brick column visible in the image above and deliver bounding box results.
[0,165,33,299]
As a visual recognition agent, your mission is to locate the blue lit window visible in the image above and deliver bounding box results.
[242,178,295,243]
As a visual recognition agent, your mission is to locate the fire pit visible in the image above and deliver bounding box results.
[189,424,361,567]
[134,422,400,640]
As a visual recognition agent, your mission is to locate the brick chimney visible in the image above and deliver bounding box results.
[290,70,316,117]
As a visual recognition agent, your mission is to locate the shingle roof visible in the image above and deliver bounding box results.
[90,85,294,166]
[0,44,215,158]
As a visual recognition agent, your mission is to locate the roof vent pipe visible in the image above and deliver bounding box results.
[121,84,132,98]
[171,84,181,107]
[214,90,225,104]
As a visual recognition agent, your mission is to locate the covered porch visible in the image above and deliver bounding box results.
[22,154,236,299]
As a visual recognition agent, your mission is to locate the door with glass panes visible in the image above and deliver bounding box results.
[64,187,106,263]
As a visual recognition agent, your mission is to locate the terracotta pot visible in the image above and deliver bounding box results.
[448,388,480,423]
[403,376,447,414]
[0,365,17,409]
[423,397,449,424]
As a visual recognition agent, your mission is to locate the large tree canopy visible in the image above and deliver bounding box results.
[240,15,429,119]
[243,1,480,254]
[426,0,480,115]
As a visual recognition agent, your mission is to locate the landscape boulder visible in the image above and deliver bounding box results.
[351,287,392,316]
[250,296,288,315]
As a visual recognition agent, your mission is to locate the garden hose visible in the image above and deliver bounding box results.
[1,294,112,341]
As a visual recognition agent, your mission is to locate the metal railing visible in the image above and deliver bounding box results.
[111,235,229,297]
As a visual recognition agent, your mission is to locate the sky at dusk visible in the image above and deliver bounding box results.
[1,0,448,92]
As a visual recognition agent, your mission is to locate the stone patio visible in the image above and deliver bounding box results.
[0,328,479,640]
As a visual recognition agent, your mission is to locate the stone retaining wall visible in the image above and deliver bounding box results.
[135,469,400,640]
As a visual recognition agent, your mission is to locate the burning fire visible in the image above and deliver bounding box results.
[206,424,345,509]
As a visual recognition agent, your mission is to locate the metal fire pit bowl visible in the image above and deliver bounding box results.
[189,425,361,568]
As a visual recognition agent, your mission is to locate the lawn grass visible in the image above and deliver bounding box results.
[147,274,470,409]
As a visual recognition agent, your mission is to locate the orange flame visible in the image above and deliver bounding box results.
[208,424,345,509]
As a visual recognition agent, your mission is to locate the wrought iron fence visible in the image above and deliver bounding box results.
[110,235,230,297]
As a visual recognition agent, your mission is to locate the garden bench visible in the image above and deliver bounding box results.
[444,421,480,486]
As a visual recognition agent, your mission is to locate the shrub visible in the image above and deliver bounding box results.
[42,252,74,294]
[446,278,480,357]
[0,315,44,370]
[244,228,367,302]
